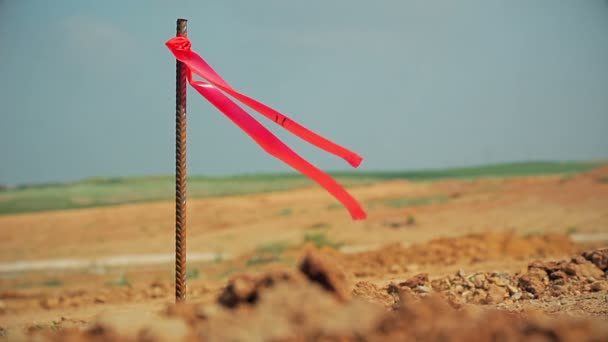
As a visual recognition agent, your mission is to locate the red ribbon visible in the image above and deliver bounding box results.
[165,36,367,220]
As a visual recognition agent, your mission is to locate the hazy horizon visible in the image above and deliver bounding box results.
[1,1,607,186]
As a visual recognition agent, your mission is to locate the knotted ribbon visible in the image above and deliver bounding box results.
[165,36,366,220]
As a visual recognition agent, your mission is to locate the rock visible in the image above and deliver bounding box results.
[415,286,432,294]
[351,281,395,308]
[590,282,607,292]
[431,278,452,291]
[94,296,106,304]
[484,284,508,304]
[470,290,487,304]
[511,292,522,300]
[218,271,301,308]
[299,247,351,301]
[400,273,429,289]
[490,276,508,287]
[549,270,568,281]
[518,270,547,295]
[506,285,519,295]
[583,248,608,271]
[572,255,587,265]
[470,274,487,289]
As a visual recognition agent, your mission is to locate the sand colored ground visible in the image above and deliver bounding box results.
[0,165,607,340]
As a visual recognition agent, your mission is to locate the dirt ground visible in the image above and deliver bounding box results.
[1,165,608,341]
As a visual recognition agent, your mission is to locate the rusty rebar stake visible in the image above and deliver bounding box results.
[175,18,188,303]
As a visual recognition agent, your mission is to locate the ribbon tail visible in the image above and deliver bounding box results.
[166,37,363,168]
[187,78,367,220]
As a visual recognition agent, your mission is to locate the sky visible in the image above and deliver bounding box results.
[0,1,607,186]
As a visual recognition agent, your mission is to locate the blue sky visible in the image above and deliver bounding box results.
[1,1,607,185]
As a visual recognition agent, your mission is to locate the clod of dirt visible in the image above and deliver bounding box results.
[299,246,350,301]
[518,254,606,298]
[203,282,385,342]
[518,266,549,296]
[216,247,351,309]
[399,273,429,289]
[583,248,608,271]
[217,270,302,308]
[352,281,395,307]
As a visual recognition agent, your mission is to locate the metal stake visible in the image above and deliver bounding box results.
[175,18,188,303]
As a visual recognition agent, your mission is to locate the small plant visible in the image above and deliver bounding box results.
[383,195,448,208]
[186,268,200,280]
[51,320,62,331]
[303,233,343,249]
[307,222,330,230]
[406,214,416,226]
[525,229,543,237]
[214,253,224,264]
[28,325,47,332]
[217,266,240,279]
[42,279,64,287]
[106,275,130,287]
[327,203,342,210]
[246,254,281,266]
[256,242,289,255]
[278,208,293,216]
[566,226,578,235]
[246,241,289,267]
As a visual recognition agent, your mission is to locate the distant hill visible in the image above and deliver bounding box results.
[0,161,603,215]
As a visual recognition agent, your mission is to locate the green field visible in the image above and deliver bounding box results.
[0,161,602,215]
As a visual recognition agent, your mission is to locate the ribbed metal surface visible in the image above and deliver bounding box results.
[175,18,188,303]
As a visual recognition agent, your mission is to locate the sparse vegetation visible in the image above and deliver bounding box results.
[302,233,343,249]
[327,203,342,210]
[382,195,448,208]
[406,214,417,226]
[15,279,64,289]
[256,242,290,255]
[43,279,64,287]
[246,241,291,267]
[106,275,130,287]
[186,268,200,280]
[0,161,602,215]
[278,208,293,216]
[307,222,330,230]
[566,226,579,235]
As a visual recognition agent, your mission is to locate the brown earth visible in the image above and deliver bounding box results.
[0,165,608,341]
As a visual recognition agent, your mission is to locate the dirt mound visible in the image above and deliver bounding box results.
[354,248,608,309]
[337,232,578,278]
[42,280,608,342]
[27,248,608,341]
[218,247,351,308]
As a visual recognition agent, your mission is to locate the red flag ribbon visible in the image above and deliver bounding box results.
[165,36,367,220]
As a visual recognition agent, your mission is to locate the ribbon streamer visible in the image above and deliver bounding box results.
[165,36,367,220]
